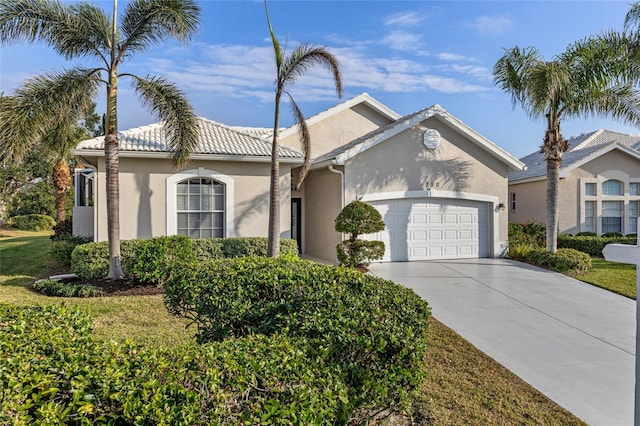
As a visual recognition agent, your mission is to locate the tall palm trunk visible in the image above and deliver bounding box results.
[543,115,567,253]
[52,158,71,223]
[267,90,282,257]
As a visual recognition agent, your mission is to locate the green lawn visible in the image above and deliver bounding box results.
[571,258,636,299]
[0,230,585,424]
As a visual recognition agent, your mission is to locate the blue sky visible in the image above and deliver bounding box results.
[1,0,638,158]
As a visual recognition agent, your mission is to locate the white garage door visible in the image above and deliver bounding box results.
[365,198,490,261]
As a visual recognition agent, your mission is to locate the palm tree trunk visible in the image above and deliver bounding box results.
[105,67,124,279]
[267,91,282,257]
[545,158,561,253]
[52,158,71,223]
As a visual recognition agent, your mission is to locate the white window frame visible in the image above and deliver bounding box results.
[166,168,235,237]
[74,168,95,207]
[581,174,640,235]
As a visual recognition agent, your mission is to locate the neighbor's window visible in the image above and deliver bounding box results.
[510,192,516,211]
[584,201,596,233]
[584,182,596,196]
[602,201,623,233]
[602,179,623,196]
[630,182,640,196]
[176,178,224,238]
[630,201,639,234]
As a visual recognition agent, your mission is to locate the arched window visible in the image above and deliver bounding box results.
[602,179,623,196]
[176,178,225,238]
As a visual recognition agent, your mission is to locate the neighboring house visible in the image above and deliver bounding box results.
[72,93,524,263]
[508,129,640,236]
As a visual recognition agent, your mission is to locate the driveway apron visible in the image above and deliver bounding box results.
[368,258,635,426]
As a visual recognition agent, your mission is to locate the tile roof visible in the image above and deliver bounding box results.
[75,117,301,159]
[509,129,640,183]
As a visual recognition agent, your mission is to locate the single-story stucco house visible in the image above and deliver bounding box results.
[508,129,640,236]
[72,93,525,263]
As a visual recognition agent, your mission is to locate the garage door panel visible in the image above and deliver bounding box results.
[366,198,490,261]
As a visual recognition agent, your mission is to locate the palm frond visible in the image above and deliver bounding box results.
[285,92,311,189]
[625,1,640,30]
[567,84,640,127]
[0,68,101,162]
[0,0,111,62]
[120,0,200,58]
[280,44,343,97]
[264,0,284,79]
[131,75,198,167]
[493,46,543,114]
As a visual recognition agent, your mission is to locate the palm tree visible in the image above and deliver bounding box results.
[0,0,200,278]
[264,0,343,257]
[494,38,640,252]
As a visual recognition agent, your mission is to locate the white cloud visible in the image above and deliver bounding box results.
[450,64,493,81]
[381,31,422,51]
[470,15,513,35]
[437,52,467,61]
[384,11,424,27]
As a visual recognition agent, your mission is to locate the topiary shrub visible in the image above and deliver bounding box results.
[0,304,349,424]
[8,214,55,231]
[526,248,592,274]
[335,201,385,267]
[164,257,430,416]
[32,279,101,297]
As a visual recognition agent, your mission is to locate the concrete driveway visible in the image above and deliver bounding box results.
[368,258,635,426]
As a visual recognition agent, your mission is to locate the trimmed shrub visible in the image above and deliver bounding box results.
[49,235,93,269]
[336,239,385,267]
[32,279,102,297]
[8,214,55,231]
[164,257,431,415]
[575,231,597,237]
[558,234,637,257]
[526,248,592,274]
[335,201,386,267]
[0,304,349,424]
[71,236,299,281]
[602,232,623,238]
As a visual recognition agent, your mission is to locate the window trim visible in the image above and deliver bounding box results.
[602,179,623,196]
[167,168,234,237]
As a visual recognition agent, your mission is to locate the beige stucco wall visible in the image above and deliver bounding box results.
[508,180,547,225]
[509,150,640,234]
[302,167,343,262]
[280,103,394,159]
[343,117,511,246]
[91,157,291,242]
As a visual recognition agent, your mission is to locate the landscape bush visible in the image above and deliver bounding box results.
[164,257,431,415]
[49,235,93,269]
[508,221,546,248]
[50,218,73,240]
[557,234,637,257]
[526,248,592,274]
[0,304,350,425]
[71,236,299,280]
[335,201,386,267]
[32,279,101,297]
[7,214,55,231]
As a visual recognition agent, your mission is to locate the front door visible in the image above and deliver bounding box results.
[291,198,302,253]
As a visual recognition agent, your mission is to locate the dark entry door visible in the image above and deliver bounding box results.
[291,198,302,253]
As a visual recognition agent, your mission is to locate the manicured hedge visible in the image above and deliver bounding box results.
[0,304,350,425]
[8,214,55,231]
[164,257,431,415]
[558,234,637,257]
[71,236,299,281]
[32,278,101,297]
[523,248,592,274]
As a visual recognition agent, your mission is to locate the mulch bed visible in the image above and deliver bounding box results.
[59,276,163,297]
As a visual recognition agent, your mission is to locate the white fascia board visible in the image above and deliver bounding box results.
[71,149,303,164]
[278,92,401,140]
[508,175,548,185]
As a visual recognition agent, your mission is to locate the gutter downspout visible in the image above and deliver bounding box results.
[328,164,345,242]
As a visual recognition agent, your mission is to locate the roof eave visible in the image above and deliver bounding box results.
[71,149,303,164]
